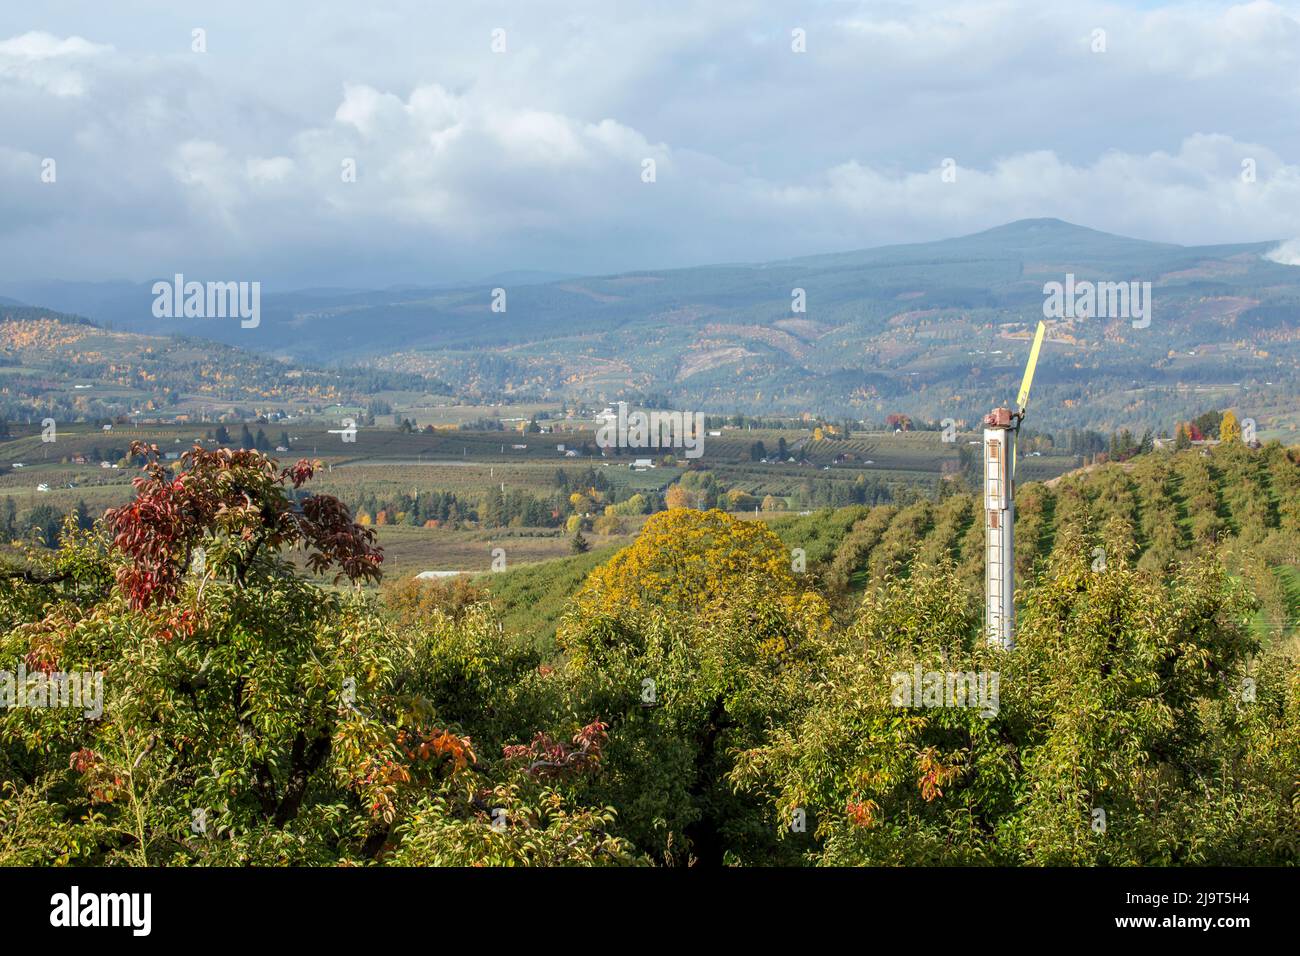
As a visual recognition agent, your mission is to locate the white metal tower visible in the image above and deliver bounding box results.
[984,321,1046,649]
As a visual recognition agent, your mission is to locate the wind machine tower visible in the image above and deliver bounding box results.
[983,321,1046,649]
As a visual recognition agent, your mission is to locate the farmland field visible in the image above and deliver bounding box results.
[2,422,1081,542]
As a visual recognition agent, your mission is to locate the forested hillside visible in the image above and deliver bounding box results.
[0,306,448,424]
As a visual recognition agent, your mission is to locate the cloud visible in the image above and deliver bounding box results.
[1265,240,1300,265]
[763,135,1299,250]
[0,30,111,97]
[0,2,1298,285]
[246,156,294,185]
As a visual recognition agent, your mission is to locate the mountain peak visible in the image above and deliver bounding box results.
[969,218,1128,241]
[940,217,1182,257]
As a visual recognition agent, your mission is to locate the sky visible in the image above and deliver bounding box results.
[1,0,1299,288]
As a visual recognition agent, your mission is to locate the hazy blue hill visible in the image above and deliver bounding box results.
[0,280,145,327]
[6,218,1284,352]
[5,219,1298,431]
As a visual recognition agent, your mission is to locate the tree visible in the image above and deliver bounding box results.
[570,529,591,554]
[732,535,1295,866]
[25,504,64,548]
[1,447,628,866]
[559,510,833,863]
[664,485,694,509]
[726,488,759,511]
[592,514,625,535]
[380,574,487,627]
[103,441,382,608]
[568,508,818,621]
[1220,409,1242,444]
[1,497,15,537]
[1193,409,1221,440]
[608,493,646,517]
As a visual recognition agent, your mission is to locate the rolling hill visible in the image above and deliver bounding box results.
[0,304,447,424]
[4,219,1299,434]
[483,441,1300,651]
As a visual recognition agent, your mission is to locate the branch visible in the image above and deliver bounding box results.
[361,824,391,859]
[273,730,332,827]
[0,566,72,585]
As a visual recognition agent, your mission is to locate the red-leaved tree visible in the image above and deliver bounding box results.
[105,441,382,609]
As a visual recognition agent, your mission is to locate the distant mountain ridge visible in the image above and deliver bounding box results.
[4,219,1298,432]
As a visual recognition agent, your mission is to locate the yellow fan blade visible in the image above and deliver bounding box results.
[1016,321,1047,414]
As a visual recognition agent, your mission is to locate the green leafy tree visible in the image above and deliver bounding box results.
[0,446,633,866]
[733,527,1298,865]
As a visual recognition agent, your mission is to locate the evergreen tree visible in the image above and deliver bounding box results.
[26,504,63,548]
[74,499,93,531]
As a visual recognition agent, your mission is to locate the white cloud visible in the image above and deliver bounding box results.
[1,2,1299,284]
[0,30,111,97]
[1265,239,1300,265]
[246,156,294,184]
[334,83,404,138]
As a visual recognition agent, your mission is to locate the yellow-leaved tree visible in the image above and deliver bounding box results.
[1220,409,1242,443]
[566,507,824,623]
[557,506,833,864]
